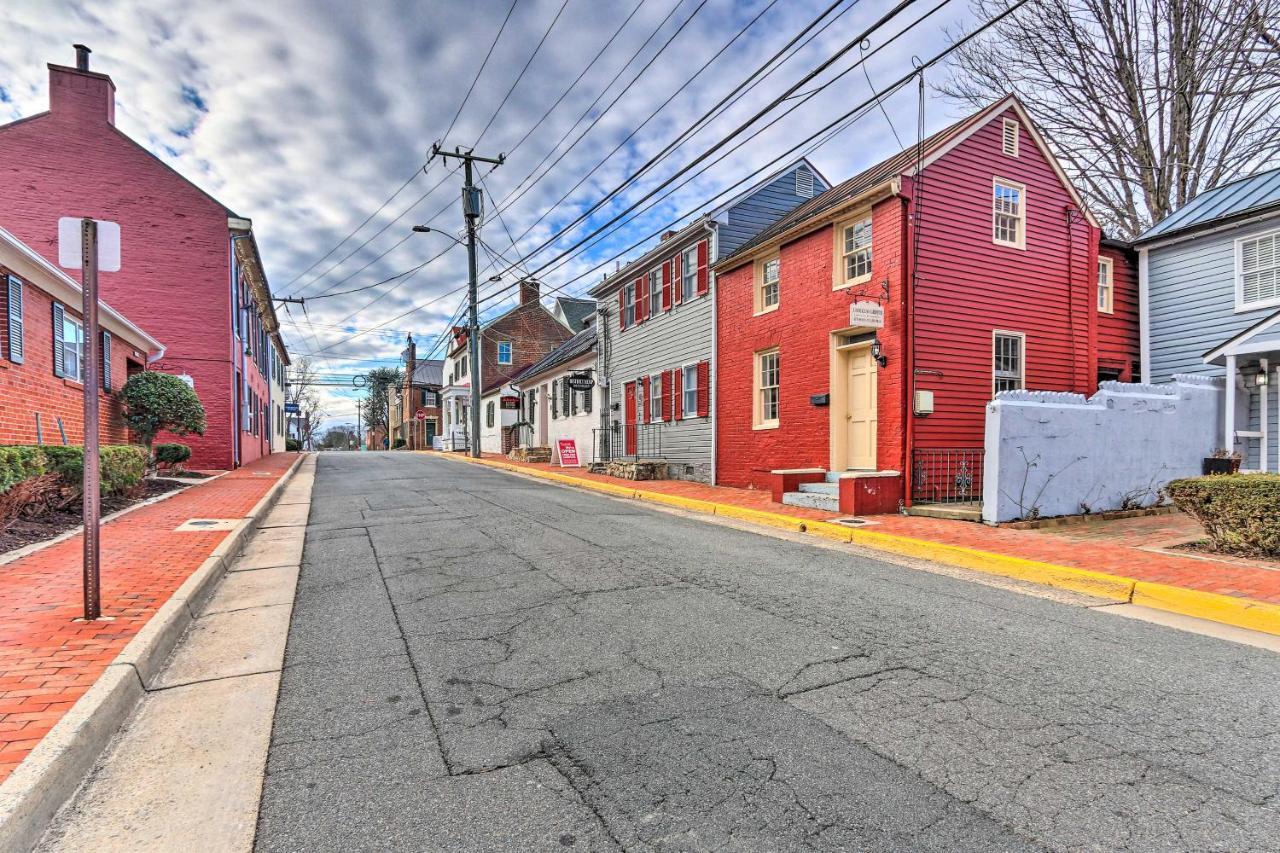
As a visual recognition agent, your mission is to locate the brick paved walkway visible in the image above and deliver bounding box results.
[464,453,1280,606]
[0,454,296,782]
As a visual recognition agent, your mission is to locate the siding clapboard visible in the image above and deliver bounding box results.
[720,166,829,258]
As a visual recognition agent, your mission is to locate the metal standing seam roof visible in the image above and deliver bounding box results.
[410,359,444,386]
[1136,167,1280,243]
[512,326,597,384]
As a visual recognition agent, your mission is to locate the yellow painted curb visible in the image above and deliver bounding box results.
[1133,582,1280,636]
[429,451,1280,637]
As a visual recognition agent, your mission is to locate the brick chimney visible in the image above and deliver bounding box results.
[659,230,678,242]
[519,279,541,305]
[48,44,116,125]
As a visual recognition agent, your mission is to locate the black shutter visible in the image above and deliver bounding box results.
[52,302,65,377]
[583,385,593,413]
[6,276,23,364]
[551,380,558,419]
[101,330,112,391]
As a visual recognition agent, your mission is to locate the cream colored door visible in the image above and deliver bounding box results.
[845,347,877,469]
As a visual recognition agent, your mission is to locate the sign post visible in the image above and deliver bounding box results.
[80,219,102,621]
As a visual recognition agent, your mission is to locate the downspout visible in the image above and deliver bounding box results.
[708,219,719,486]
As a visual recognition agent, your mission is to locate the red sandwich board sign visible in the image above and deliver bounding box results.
[556,437,581,467]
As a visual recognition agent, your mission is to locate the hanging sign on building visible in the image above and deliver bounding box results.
[849,301,884,329]
[500,395,520,410]
[556,437,581,467]
[566,372,595,392]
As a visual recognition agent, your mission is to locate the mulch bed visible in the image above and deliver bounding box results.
[1168,540,1280,566]
[0,479,188,556]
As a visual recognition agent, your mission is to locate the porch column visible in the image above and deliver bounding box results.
[1225,354,1236,456]
[1262,358,1270,473]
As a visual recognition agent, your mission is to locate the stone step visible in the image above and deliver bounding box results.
[781,491,840,512]
[906,502,983,522]
[797,482,838,495]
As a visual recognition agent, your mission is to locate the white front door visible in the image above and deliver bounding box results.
[844,345,877,470]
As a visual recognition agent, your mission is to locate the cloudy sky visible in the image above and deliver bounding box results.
[1,0,980,426]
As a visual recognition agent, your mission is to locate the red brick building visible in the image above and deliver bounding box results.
[1,224,163,444]
[713,96,1138,513]
[0,47,286,469]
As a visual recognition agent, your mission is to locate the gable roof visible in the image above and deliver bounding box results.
[514,325,597,384]
[555,296,596,330]
[717,95,1098,269]
[1136,167,1280,245]
[1202,305,1280,365]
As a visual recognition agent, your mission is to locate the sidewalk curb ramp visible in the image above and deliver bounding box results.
[0,454,307,853]
[431,452,1280,638]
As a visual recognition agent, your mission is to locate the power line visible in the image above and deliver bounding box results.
[471,0,573,145]
[442,0,521,144]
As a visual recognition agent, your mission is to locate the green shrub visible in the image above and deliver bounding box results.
[393,438,406,449]
[286,438,301,452]
[40,445,86,484]
[2,445,147,498]
[1167,474,1280,556]
[154,443,192,467]
[118,372,206,449]
[0,446,47,494]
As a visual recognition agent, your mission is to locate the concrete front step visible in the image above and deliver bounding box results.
[797,482,838,495]
[781,491,840,512]
[906,502,983,522]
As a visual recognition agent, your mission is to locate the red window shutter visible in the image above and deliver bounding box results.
[635,277,646,322]
[673,254,682,306]
[696,360,709,418]
[641,376,651,423]
[673,367,683,421]
[662,370,673,421]
[618,288,626,330]
[662,261,672,311]
[696,240,709,296]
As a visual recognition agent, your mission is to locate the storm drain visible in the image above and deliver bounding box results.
[174,518,241,532]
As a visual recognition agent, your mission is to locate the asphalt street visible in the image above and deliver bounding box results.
[255,452,1280,852]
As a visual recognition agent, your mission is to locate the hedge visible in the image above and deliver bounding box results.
[1166,474,1280,556]
[154,443,192,467]
[0,446,47,494]
[0,444,148,497]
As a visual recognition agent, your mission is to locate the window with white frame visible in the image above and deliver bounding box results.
[758,256,780,312]
[650,373,663,421]
[648,268,662,316]
[61,314,85,382]
[993,332,1025,394]
[1001,119,1019,157]
[624,283,636,327]
[681,364,697,418]
[1239,231,1279,309]
[993,180,1025,248]
[497,341,512,364]
[755,349,779,428]
[839,216,872,285]
[1097,257,1114,313]
[681,245,697,301]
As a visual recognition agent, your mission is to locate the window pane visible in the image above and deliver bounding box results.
[683,365,697,415]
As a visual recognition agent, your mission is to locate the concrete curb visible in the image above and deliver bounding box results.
[430,452,1280,637]
[0,453,307,853]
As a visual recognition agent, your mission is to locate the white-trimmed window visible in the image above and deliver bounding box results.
[1002,119,1019,157]
[497,340,512,364]
[681,363,698,418]
[681,245,697,301]
[1238,230,1279,310]
[757,256,780,313]
[993,179,1026,248]
[623,283,636,327]
[62,314,85,382]
[648,268,662,316]
[649,373,663,421]
[754,348,780,428]
[993,331,1025,394]
[837,216,872,286]
[1097,257,1114,313]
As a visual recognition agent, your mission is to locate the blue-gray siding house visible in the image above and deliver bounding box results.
[1137,166,1280,470]
[588,158,828,483]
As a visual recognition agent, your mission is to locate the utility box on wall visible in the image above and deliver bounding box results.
[914,390,935,416]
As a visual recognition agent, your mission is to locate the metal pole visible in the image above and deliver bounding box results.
[80,219,102,621]
[463,156,482,459]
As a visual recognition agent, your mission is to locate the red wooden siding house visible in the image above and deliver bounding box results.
[713,96,1138,514]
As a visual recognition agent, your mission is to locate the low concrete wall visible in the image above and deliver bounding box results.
[982,376,1224,523]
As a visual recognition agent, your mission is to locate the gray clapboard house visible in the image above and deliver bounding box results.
[1136,166,1280,471]
[588,158,827,482]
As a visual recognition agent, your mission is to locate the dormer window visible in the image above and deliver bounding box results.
[1002,119,1019,157]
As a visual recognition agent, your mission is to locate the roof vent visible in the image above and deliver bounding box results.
[795,167,814,198]
[74,44,91,72]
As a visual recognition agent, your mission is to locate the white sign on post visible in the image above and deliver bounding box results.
[849,300,884,329]
[58,217,121,271]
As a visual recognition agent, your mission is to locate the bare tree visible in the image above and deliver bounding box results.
[286,357,324,450]
[940,0,1280,237]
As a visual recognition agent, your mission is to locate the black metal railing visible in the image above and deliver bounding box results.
[911,448,983,504]
[593,423,663,462]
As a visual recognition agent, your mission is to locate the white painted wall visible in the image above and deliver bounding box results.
[480,385,519,454]
[982,376,1225,523]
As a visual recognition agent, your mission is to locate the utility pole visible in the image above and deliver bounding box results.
[424,144,504,458]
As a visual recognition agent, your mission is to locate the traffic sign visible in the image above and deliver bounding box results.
[415,409,428,421]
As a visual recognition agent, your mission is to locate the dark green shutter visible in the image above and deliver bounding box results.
[52,302,65,377]
[6,276,22,364]
[101,331,112,391]
[551,380,558,419]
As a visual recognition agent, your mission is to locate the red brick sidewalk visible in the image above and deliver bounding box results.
[0,454,296,782]
[464,453,1280,606]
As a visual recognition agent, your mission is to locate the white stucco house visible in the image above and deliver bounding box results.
[512,323,601,466]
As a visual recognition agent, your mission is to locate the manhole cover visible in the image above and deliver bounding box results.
[175,518,240,532]
[831,517,873,527]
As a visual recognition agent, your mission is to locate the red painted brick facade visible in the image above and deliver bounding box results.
[0,269,142,444]
[716,103,1135,499]
[0,60,269,469]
